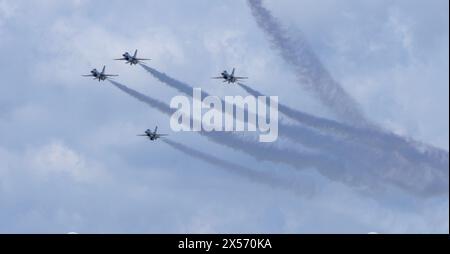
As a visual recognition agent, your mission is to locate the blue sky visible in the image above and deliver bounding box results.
[0,0,448,233]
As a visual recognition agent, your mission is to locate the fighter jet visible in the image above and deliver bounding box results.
[137,126,168,141]
[212,68,248,84]
[115,49,151,65]
[82,66,118,82]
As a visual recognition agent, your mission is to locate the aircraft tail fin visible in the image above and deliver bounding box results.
[101,66,106,74]
[154,126,158,134]
[231,68,235,76]
[134,49,138,58]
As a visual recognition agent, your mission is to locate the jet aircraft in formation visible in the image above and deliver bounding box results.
[212,68,248,84]
[84,51,250,141]
[115,49,151,65]
[82,66,118,82]
[137,126,168,141]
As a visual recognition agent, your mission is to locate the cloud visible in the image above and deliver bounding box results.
[27,141,108,183]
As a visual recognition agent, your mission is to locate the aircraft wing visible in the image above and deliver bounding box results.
[235,77,248,79]
[136,58,151,61]
[212,77,224,79]
[114,58,127,61]
[82,74,94,77]
[157,134,169,137]
[105,74,119,77]
[137,134,148,136]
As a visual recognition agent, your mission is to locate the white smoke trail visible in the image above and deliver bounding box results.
[108,80,336,171]
[139,64,359,151]
[247,0,368,127]
[138,65,449,195]
[237,82,449,171]
[245,0,448,196]
[109,80,448,197]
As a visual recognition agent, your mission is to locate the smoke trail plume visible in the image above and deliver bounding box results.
[109,80,448,197]
[247,0,368,127]
[136,64,448,195]
[162,139,315,196]
[139,64,351,150]
[140,64,212,100]
[108,80,336,171]
[238,82,449,171]
[238,82,356,135]
[138,65,449,194]
[245,0,448,194]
